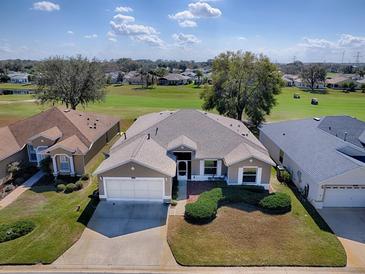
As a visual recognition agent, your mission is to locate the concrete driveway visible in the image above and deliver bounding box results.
[54,201,176,266]
[319,208,365,268]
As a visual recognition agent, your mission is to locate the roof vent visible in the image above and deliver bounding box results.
[230,124,233,127]
[155,127,159,136]
[344,132,348,141]
[147,133,151,140]
[64,109,70,113]
[329,126,331,130]
[79,114,82,117]
[87,118,90,121]
[283,133,286,136]
[313,117,321,121]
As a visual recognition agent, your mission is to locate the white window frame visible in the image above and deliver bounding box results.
[242,167,258,184]
[28,144,37,163]
[204,160,218,176]
[59,155,71,172]
[238,166,262,185]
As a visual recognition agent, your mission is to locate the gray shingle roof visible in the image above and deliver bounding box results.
[260,117,365,183]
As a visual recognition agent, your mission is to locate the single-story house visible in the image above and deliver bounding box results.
[7,72,29,84]
[260,116,365,208]
[123,71,143,85]
[94,109,275,203]
[0,107,120,183]
[158,73,190,85]
[326,75,354,88]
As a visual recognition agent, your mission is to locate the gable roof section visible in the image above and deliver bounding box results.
[260,118,364,183]
[318,116,365,149]
[46,135,89,155]
[94,135,176,177]
[167,135,197,151]
[28,126,62,142]
[224,143,275,166]
[0,127,21,161]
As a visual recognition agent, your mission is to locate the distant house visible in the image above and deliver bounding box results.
[260,116,365,208]
[282,74,325,89]
[0,107,120,184]
[7,72,29,84]
[123,71,143,85]
[105,71,123,84]
[158,73,190,85]
[326,75,354,88]
[282,74,296,87]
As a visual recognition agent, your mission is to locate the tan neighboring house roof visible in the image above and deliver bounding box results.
[326,75,351,84]
[0,107,120,161]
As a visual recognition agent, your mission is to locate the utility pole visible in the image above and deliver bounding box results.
[341,51,345,64]
[353,51,363,64]
[292,56,296,63]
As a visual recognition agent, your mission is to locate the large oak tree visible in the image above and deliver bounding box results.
[35,55,106,110]
[300,64,326,92]
[200,51,283,126]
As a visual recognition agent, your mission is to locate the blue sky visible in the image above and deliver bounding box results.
[1,0,364,62]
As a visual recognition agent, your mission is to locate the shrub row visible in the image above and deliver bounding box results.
[56,181,83,193]
[0,220,36,243]
[185,186,291,223]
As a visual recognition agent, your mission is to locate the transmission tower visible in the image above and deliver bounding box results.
[353,51,363,64]
[341,51,345,64]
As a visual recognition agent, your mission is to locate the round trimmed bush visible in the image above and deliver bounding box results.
[65,183,77,193]
[56,184,66,192]
[259,192,291,214]
[81,174,89,181]
[0,220,36,243]
[185,200,218,223]
[75,181,83,190]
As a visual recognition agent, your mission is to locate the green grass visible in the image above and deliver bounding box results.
[167,174,346,266]
[0,85,364,128]
[0,83,36,90]
[0,137,117,264]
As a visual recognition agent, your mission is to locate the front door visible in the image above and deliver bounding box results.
[177,160,188,180]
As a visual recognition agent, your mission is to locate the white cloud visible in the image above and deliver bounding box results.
[115,6,133,13]
[84,34,98,39]
[299,37,336,49]
[107,31,117,42]
[67,30,74,35]
[132,35,165,47]
[169,1,221,27]
[237,36,246,40]
[113,14,135,24]
[32,1,60,11]
[338,34,365,48]
[111,21,158,36]
[188,1,222,18]
[173,33,201,47]
[179,20,197,28]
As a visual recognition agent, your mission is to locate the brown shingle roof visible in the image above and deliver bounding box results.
[0,127,21,161]
[46,135,89,155]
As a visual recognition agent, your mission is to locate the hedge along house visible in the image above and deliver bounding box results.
[0,107,120,183]
[93,109,275,203]
[260,116,365,209]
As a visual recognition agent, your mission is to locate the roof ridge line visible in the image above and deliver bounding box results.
[131,135,148,160]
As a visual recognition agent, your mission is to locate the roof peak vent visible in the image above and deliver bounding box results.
[313,117,321,121]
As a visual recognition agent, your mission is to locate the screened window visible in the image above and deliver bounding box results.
[204,160,217,175]
[242,167,257,183]
[28,145,37,162]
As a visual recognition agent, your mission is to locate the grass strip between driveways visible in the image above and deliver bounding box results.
[0,136,119,264]
[167,173,346,266]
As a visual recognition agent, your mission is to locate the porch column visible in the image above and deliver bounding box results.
[69,156,75,176]
[52,156,58,176]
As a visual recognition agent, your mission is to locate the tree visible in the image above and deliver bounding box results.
[154,67,168,77]
[342,82,349,93]
[116,72,124,83]
[348,82,356,92]
[358,70,365,78]
[195,70,203,87]
[35,55,106,110]
[200,51,283,126]
[300,64,326,92]
[361,83,365,93]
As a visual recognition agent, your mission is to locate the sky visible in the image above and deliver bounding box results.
[0,0,365,63]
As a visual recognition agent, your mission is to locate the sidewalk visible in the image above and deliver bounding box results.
[169,180,187,216]
[0,171,44,209]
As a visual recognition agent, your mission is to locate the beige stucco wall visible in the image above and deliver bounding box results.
[227,158,272,185]
[97,161,172,199]
[0,148,27,183]
[191,159,228,176]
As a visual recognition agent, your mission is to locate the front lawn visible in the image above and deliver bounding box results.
[0,137,117,264]
[167,176,346,266]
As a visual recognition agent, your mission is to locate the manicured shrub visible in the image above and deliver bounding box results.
[281,171,291,184]
[259,192,291,214]
[0,220,36,243]
[75,181,83,190]
[56,184,66,192]
[65,183,77,193]
[170,200,178,206]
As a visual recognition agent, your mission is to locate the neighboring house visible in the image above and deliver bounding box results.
[158,73,190,85]
[356,78,365,87]
[282,74,296,87]
[105,71,123,84]
[94,109,275,203]
[282,74,325,89]
[260,116,365,208]
[7,72,29,84]
[123,71,143,85]
[326,75,354,88]
[0,107,120,183]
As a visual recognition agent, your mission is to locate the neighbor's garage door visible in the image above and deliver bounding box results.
[104,177,164,202]
[323,186,365,207]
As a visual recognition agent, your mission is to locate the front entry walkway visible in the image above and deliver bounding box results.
[169,180,187,216]
[54,201,176,267]
[0,171,44,209]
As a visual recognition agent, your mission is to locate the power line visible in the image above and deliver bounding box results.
[353,51,363,64]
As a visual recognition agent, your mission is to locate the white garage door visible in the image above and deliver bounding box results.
[104,177,164,202]
[323,186,365,207]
